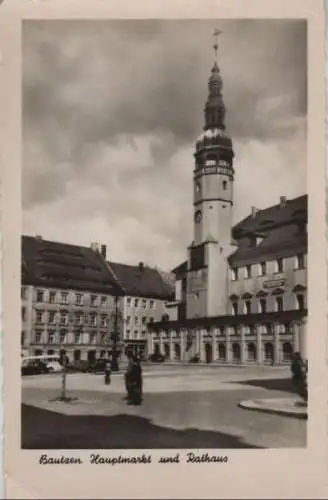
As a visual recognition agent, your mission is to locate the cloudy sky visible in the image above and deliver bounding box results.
[22,19,307,271]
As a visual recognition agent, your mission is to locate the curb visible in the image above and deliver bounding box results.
[238,399,307,420]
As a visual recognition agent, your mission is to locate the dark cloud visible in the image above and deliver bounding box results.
[22,19,306,269]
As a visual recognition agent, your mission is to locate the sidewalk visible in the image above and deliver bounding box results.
[239,397,307,419]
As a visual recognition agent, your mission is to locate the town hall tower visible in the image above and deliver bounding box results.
[186,32,235,318]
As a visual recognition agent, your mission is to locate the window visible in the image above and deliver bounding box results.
[36,310,44,324]
[244,300,252,315]
[21,331,25,346]
[134,330,138,338]
[135,299,139,308]
[60,312,68,325]
[126,329,130,339]
[142,299,147,308]
[275,296,283,312]
[22,307,26,321]
[48,330,55,344]
[295,254,305,270]
[245,265,252,279]
[48,311,56,324]
[259,262,266,277]
[49,291,56,304]
[256,237,264,247]
[90,295,97,307]
[90,313,97,327]
[127,297,132,307]
[126,315,131,325]
[296,294,305,310]
[100,315,107,328]
[60,292,68,305]
[59,330,67,344]
[195,182,201,193]
[275,258,283,273]
[35,331,42,343]
[36,290,44,303]
[74,332,81,344]
[150,300,155,309]
[90,332,97,345]
[76,294,82,306]
[259,299,267,314]
[101,296,107,306]
[232,302,238,315]
[231,268,238,281]
[142,316,147,324]
[75,312,82,325]
[222,180,227,190]
[21,287,26,300]
[134,315,139,325]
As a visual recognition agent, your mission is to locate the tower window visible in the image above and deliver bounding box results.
[244,300,252,315]
[295,254,305,270]
[231,268,238,281]
[275,296,283,312]
[275,258,284,273]
[195,182,201,193]
[259,299,267,314]
[232,302,238,315]
[245,265,252,279]
[258,262,266,276]
[296,294,305,310]
[222,180,227,190]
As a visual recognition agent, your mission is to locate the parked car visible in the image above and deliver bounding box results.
[21,360,50,376]
[87,358,108,373]
[66,360,90,373]
[148,353,165,363]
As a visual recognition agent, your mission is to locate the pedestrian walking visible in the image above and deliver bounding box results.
[104,359,111,385]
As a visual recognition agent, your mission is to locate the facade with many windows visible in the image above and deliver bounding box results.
[108,262,174,360]
[21,236,174,362]
[21,236,123,362]
[148,50,307,366]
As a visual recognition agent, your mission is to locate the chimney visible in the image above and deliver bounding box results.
[138,262,144,271]
[280,196,287,208]
[251,206,257,219]
[90,242,100,252]
[101,244,107,259]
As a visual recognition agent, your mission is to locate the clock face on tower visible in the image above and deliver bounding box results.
[194,210,202,223]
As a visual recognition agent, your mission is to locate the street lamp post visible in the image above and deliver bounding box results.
[110,295,121,372]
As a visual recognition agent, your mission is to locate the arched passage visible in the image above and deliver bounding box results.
[232,343,241,362]
[282,342,293,362]
[264,342,274,363]
[174,343,181,361]
[205,343,212,364]
[247,343,256,362]
[218,343,226,361]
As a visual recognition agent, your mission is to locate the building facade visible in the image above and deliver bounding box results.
[148,47,307,365]
[21,236,174,362]
[107,262,174,360]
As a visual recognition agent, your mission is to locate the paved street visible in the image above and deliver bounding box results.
[21,364,306,449]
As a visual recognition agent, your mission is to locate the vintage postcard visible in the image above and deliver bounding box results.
[0,0,327,498]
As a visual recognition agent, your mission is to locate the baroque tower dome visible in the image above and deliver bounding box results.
[195,33,233,155]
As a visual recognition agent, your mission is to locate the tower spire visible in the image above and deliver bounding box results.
[212,28,222,62]
[202,29,226,131]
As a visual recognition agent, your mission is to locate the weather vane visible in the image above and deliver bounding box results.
[213,28,223,60]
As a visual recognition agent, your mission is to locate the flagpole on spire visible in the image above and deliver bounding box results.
[213,28,223,61]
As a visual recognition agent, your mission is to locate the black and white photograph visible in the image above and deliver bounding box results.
[20,19,310,451]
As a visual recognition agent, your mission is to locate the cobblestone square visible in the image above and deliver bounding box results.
[22,364,306,449]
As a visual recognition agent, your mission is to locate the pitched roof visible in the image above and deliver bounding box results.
[232,195,307,238]
[229,195,307,266]
[107,262,174,300]
[22,235,123,295]
[171,194,307,271]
